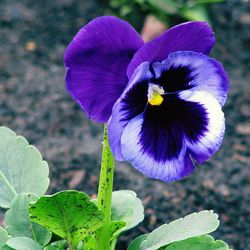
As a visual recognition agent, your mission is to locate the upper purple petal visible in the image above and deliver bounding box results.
[127,21,215,78]
[64,16,144,123]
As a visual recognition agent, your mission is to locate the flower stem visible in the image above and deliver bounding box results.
[95,125,115,250]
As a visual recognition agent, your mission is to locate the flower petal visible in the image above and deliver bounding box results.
[120,114,195,182]
[65,16,144,123]
[127,21,215,78]
[116,91,224,182]
[108,62,152,160]
[160,51,229,106]
[117,92,210,181]
[179,91,225,164]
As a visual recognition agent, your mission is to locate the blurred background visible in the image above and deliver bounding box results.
[0,0,250,249]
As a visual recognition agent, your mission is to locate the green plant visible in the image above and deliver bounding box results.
[108,0,225,24]
[0,126,230,249]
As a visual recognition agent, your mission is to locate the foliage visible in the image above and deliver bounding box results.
[0,126,49,208]
[29,190,105,248]
[128,210,224,250]
[108,0,225,24]
[7,237,43,250]
[111,190,144,232]
[43,240,66,250]
[0,126,230,249]
[5,193,52,246]
[141,210,219,249]
[164,235,229,250]
[0,227,9,248]
[128,234,149,250]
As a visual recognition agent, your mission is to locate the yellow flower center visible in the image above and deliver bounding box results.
[148,94,164,106]
[148,84,164,106]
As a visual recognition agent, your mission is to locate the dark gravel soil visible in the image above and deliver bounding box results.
[0,0,250,249]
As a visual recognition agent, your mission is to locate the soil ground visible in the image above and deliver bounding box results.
[0,0,250,249]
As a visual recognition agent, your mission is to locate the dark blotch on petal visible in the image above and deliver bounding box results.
[140,95,208,162]
[120,80,148,122]
[152,65,196,93]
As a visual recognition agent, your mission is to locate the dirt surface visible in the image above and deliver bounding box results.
[0,0,250,249]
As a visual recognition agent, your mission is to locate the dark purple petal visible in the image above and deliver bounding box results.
[120,114,195,182]
[108,62,152,160]
[127,21,215,78]
[65,16,144,123]
[152,51,229,106]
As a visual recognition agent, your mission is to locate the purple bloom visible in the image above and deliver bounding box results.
[64,16,229,182]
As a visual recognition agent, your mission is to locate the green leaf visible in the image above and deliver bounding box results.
[29,190,105,247]
[0,227,9,248]
[0,245,14,250]
[44,246,57,250]
[128,234,149,250]
[5,193,52,246]
[135,0,147,4]
[141,210,219,250]
[180,5,211,22]
[111,190,144,233]
[0,126,49,208]
[147,0,179,14]
[120,6,133,16]
[192,0,225,4]
[164,235,229,250]
[7,237,43,250]
[83,236,95,250]
[44,240,66,250]
[110,221,126,240]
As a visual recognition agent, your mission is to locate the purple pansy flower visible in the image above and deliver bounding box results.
[64,16,229,182]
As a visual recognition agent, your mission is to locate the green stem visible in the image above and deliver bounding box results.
[110,238,117,250]
[95,125,115,250]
